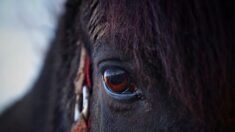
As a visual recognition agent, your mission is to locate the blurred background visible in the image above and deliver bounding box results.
[0,0,65,113]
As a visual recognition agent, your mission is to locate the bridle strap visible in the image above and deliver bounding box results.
[71,46,91,132]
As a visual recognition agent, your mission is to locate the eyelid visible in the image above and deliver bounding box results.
[98,60,128,75]
[97,58,122,68]
[104,69,125,76]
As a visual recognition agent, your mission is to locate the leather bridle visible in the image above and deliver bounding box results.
[71,46,91,132]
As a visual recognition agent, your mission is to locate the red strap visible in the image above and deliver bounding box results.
[72,50,91,132]
[84,56,91,88]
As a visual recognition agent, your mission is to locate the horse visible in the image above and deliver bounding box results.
[0,0,234,131]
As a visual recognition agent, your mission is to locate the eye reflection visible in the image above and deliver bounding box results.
[102,67,136,94]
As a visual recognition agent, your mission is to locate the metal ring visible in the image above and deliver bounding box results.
[74,85,90,121]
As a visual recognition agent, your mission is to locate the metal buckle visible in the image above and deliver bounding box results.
[74,85,90,121]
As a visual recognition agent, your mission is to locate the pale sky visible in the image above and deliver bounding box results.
[0,0,65,113]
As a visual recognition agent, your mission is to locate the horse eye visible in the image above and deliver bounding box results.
[102,67,136,94]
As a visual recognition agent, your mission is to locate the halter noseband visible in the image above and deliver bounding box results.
[71,46,91,132]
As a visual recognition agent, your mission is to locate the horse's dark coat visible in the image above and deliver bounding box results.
[0,0,234,131]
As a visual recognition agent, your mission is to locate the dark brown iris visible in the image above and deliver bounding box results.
[103,67,135,93]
